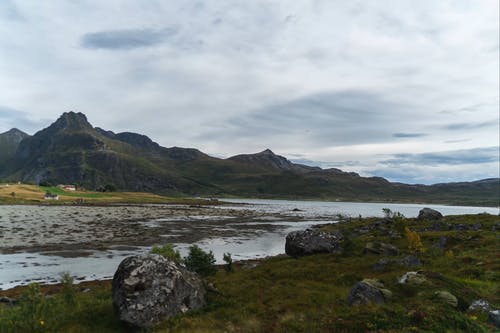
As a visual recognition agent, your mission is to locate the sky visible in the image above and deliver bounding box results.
[0,0,498,184]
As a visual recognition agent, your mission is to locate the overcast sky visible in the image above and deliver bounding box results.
[0,0,498,184]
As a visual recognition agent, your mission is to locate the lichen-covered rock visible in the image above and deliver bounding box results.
[398,271,427,285]
[373,255,421,271]
[112,254,206,328]
[417,208,443,221]
[434,291,458,307]
[399,255,422,268]
[488,310,500,329]
[347,279,392,306]
[468,299,491,312]
[285,229,343,257]
[363,242,400,256]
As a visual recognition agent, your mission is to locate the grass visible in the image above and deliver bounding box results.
[0,213,499,332]
[0,183,215,205]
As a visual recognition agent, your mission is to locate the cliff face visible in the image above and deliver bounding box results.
[0,128,30,173]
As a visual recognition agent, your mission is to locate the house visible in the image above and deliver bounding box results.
[44,192,59,200]
[58,184,76,191]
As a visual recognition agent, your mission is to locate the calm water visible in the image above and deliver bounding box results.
[219,198,499,217]
[0,200,497,289]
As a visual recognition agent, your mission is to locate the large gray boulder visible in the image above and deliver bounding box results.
[418,208,443,221]
[285,228,343,257]
[347,279,392,306]
[112,254,206,328]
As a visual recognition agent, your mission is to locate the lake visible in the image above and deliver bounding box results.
[0,200,497,290]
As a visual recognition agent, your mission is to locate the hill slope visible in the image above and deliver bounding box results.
[0,128,29,172]
[1,112,498,206]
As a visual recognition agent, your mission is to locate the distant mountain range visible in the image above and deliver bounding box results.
[0,112,498,206]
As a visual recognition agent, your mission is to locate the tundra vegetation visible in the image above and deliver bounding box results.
[0,212,498,332]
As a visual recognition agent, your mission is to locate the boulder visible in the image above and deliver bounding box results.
[399,255,422,268]
[112,254,206,328]
[398,271,427,285]
[347,279,392,306]
[418,208,443,221]
[285,229,343,257]
[363,242,400,256]
[468,299,491,312]
[434,291,458,307]
[489,310,500,329]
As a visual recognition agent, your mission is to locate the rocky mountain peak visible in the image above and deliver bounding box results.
[51,111,93,132]
[259,149,275,155]
[1,128,29,141]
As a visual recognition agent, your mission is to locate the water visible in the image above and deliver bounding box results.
[219,199,499,217]
[0,200,497,289]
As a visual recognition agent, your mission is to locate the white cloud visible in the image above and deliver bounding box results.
[0,0,498,183]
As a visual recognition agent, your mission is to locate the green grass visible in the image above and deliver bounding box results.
[1,213,499,332]
[40,186,109,198]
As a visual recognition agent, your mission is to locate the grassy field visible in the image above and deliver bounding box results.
[0,184,213,205]
[0,213,498,332]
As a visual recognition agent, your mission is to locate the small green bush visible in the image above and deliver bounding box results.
[223,252,233,272]
[150,244,182,263]
[60,272,76,306]
[184,245,216,277]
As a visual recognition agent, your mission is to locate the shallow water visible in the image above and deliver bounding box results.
[0,200,497,289]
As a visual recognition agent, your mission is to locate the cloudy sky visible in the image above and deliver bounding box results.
[0,1,498,184]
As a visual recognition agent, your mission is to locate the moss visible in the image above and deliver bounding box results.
[1,213,499,332]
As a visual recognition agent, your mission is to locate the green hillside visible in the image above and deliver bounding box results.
[1,112,498,206]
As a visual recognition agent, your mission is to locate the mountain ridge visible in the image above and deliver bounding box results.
[1,112,498,206]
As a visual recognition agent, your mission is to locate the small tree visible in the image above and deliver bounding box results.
[382,208,393,218]
[150,244,182,263]
[405,227,425,254]
[60,272,76,306]
[223,252,233,272]
[184,245,216,277]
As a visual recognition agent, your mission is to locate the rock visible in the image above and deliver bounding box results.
[431,220,449,231]
[0,296,17,306]
[434,291,458,307]
[363,242,400,256]
[373,258,393,271]
[398,271,427,285]
[373,255,421,272]
[468,299,491,312]
[112,254,206,328]
[418,208,443,221]
[472,223,482,230]
[347,279,392,306]
[432,236,448,249]
[285,229,343,257]
[400,255,422,268]
[453,223,469,231]
[488,310,500,329]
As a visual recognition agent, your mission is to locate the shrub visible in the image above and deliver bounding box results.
[150,244,182,263]
[223,252,233,272]
[184,245,216,277]
[15,283,48,332]
[104,184,116,192]
[405,227,425,254]
[60,272,76,306]
[38,181,52,187]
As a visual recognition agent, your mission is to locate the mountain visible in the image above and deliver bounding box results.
[1,112,498,206]
[0,128,30,172]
